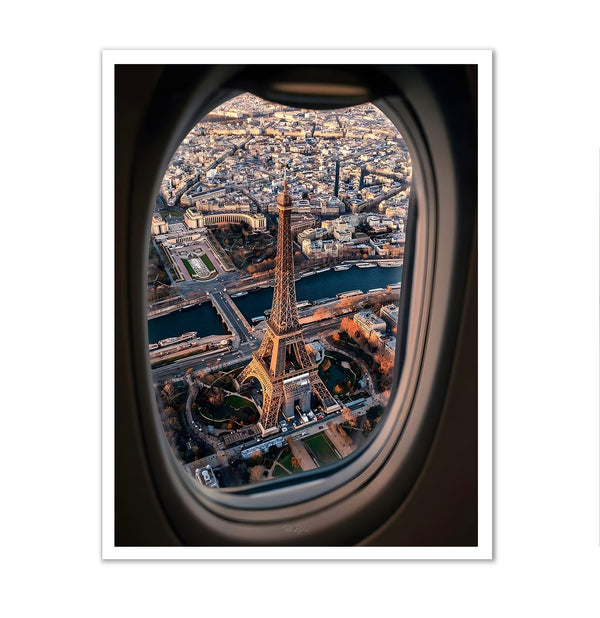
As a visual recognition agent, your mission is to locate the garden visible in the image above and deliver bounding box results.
[302,433,340,467]
[318,351,361,402]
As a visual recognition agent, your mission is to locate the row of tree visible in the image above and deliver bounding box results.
[334,319,395,394]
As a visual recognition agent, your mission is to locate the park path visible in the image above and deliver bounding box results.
[287,437,318,471]
[324,422,355,458]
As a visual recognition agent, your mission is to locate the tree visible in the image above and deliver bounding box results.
[340,316,353,333]
[248,450,263,466]
[167,416,181,432]
[368,330,381,351]
[363,419,372,433]
[161,382,177,405]
[207,387,225,408]
[341,317,362,341]
[248,465,265,483]
[313,307,330,321]
[341,406,357,427]
[164,405,177,419]
[290,456,301,469]
[374,353,394,378]
[336,297,355,311]
[197,370,216,386]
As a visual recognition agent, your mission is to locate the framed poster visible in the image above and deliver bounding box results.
[102,50,492,559]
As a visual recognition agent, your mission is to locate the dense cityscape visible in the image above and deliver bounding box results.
[147,93,411,488]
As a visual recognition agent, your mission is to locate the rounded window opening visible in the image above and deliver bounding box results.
[146,93,412,491]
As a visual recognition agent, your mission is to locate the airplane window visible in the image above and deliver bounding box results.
[112,60,481,549]
[146,93,411,491]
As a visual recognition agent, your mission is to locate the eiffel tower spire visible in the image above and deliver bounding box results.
[239,176,340,436]
[268,171,298,336]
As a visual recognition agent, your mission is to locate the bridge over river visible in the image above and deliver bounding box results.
[209,291,255,348]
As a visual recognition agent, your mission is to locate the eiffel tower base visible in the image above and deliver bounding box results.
[258,423,280,438]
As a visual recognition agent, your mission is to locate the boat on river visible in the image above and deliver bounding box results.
[157,331,197,347]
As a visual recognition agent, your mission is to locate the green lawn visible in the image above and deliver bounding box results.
[181,258,195,277]
[181,256,216,280]
[199,395,258,426]
[303,433,340,467]
[272,464,291,477]
[278,451,303,474]
[201,253,216,271]
[224,395,258,415]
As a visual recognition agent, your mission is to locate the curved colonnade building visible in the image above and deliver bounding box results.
[184,207,267,231]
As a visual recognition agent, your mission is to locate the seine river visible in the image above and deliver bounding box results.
[147,264,403,344]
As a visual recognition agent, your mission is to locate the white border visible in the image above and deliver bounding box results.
[102,49,492,560]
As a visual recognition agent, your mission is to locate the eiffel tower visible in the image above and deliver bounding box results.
[239,176,340,436]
